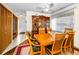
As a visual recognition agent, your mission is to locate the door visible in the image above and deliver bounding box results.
[6,9,13,45]
[13,15,18,39]
[0,6,13,53]
[0,4,2,53]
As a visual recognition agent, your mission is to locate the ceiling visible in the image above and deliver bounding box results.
[5,3,74,14]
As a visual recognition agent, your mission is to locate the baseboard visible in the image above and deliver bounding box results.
[13,33,16,35]
[74,47,79,51]
[19,32,25,34]
[4,47,16,55]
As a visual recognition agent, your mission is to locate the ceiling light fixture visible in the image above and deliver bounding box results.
[44,8,49,12]
[36,3,54,12]
[43,3,54,12]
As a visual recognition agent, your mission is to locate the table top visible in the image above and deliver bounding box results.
[34,34,55,46]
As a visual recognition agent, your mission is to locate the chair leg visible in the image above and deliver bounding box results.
[70,43,74,54]
[28,50,30,55]
[28,48,31,55]
[61,48,66,55]
[63,47,70,55]
[71,50,74,55]
[65,47,74,55]
[70,47,74,55]
[67,47,70,52]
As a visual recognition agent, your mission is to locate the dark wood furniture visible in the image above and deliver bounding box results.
[34,34,54,55]
[64,28,74,54]
[45,33,65,55]
[0,4,18,54]
[62,32,75,54]
[26,32,42,55]
[32,29,39,37]
[32,16,50,37]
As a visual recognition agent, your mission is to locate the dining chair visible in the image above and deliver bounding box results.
[45,33,65,55]
[26,31,42,55]
[64,28,73,33]
[39,27,46,34]
[47,28,52,33]
[61,32,74,54]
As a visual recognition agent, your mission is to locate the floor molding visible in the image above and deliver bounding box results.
[74,47,79,51]
[19,32,25,34]
[4,47,16,55]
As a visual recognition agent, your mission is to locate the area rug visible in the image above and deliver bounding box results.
[13,40,30,55]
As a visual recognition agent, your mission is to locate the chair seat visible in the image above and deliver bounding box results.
[26,31,41,55]
[52,50,60,55]
[46,47,61,55]
[31,39,41,52]
[30,37,40,44]
[32,45,41,52]
[63,45,70,48]
[31,40,40,45]
[45,45,52,51]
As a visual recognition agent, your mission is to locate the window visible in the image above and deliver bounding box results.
[50,18,57,30]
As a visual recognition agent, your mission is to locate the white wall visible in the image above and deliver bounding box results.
[50,18,57,30]
[26,11,50,32]
[18,15,26,33]
[74,5,79,48]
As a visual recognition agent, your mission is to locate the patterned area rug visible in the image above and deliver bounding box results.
[13,40,30,55]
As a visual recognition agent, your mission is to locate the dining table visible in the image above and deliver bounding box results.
[34,33,55,55]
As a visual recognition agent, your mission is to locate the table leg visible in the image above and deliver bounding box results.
[41,45,45,55]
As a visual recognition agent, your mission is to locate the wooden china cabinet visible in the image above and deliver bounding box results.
[32,15,50,36]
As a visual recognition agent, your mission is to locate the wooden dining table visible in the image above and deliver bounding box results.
[34,33,55,55]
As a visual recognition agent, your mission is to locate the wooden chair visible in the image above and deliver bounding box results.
[39,27,46,34]
[45,34,65,55]
[26,32,42,55]
[64,28,73,33]
[61,32,74,54]
[47,28,52,33]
